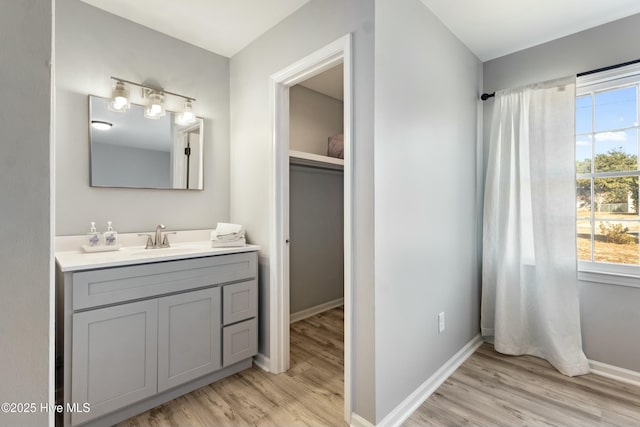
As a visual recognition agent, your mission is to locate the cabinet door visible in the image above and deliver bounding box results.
[71,299,158,426]
[158,287,221,392]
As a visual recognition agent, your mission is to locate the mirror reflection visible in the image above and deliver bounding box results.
[89,96,204,190]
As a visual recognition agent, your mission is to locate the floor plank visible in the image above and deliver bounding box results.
[117,307,346,427]
[404,342,640,427]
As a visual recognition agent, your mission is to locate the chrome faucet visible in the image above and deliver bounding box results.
[138,224,175,249]
[155,224,165,247]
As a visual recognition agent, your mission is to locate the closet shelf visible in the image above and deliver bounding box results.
[289,150,344,171]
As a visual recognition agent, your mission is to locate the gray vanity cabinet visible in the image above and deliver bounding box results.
[71,299,158,426]
[58,249,259,427]
[158,287,221,392]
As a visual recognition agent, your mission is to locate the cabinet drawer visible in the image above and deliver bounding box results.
[222,318,257,367]
[72,252,257,310]
[222,280,257,325]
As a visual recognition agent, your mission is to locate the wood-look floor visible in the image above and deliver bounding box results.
[117,307,346,427]
[118,309,640,427]
[404,343,640,427]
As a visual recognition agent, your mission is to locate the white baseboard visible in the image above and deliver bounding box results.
[377,334,484,427]
[253,353,271,372]
[290,297,344,323]
[589,359,640,387]
[350,412,375,427]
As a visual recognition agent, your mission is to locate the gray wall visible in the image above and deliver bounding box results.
[229,0,376,421]
[483,13,640,373]
[290,165,344,314]
[56,0,230,235]
[0,1,52,426]
[91,143,170,189]
[290,85,344,156]
[374,0,482,421]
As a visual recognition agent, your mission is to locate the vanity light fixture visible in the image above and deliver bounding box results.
[91,120,113,130]
[175,99,196,125]
[144,90,166,120]
[109,80,130,112]
[109,76,197,122]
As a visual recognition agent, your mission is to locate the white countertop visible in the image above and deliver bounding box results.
[55,230,260,272]
[56,242,260,272]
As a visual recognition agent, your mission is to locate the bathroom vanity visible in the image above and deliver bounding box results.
[56,239,259,427]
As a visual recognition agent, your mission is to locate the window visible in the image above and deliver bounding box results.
[576,65,640,275]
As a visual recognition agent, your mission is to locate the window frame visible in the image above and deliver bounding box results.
[576,63,640,287]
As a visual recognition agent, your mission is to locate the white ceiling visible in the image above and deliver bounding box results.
[420,0,640,61]
[81,0,640,62]
[80,0,310,58]
[299,64,344,101]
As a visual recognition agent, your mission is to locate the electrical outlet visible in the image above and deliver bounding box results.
[438,312,445,333]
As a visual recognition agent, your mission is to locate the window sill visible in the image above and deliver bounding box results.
[578,269,640,289]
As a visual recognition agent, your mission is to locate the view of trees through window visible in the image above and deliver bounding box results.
[576,84,640,265]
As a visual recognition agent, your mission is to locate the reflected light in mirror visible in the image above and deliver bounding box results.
[91,120,113,130]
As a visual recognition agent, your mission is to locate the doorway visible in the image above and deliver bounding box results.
[289,64,345,323]
[269,34,353,422]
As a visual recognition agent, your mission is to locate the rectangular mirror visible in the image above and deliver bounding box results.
[89,95,204,190]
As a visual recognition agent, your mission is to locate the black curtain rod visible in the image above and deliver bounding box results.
[480,57,640,101]
[577,58,640,77]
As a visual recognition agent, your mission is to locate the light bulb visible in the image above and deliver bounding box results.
[175,99,197,125]
[144,91,165,120]
[109,81,130,112]
[113,96,127,108]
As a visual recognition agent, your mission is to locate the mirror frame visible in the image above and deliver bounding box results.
[88,95,205,191]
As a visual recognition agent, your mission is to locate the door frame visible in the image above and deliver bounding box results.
[269,34,354,422]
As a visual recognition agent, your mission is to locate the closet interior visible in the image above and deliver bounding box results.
[288,63,345,323]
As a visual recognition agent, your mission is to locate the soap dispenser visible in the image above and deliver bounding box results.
[104,221,118,246]
[87,222,102,247]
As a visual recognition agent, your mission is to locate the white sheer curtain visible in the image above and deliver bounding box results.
[482,77,590,376]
